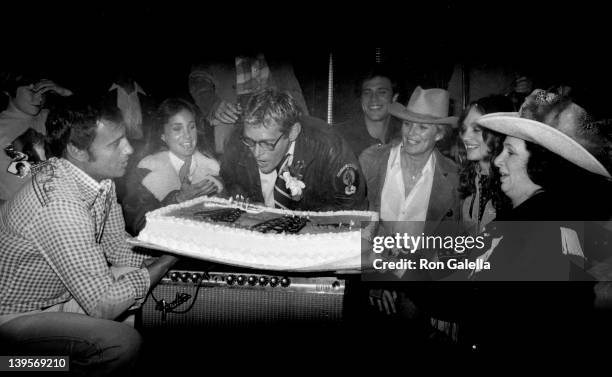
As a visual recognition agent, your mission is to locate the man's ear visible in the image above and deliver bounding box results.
[392,93,399,102]
[66,143,89,162]
[288,122,302,141]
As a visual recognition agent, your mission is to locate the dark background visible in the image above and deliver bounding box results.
[3,3,611,122]
[2,3,611,367]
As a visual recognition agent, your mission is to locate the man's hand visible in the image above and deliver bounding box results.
[594,281,612,309]
[141,257,158,269]
[513,76,533,94]
[211,100,241,126]
[146,254,180,287]
[32,79,73,97]
[176,179,219,203]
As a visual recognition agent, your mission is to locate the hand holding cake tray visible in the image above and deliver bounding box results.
[133,196,378,272]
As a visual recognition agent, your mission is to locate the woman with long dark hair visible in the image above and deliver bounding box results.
[123,98,223,235]
[457,95,513,235]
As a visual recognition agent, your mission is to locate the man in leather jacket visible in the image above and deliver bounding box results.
[220,88,366,211]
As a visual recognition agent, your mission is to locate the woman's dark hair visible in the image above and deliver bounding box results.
[145,97,214,158]
[524,140,612,220]
[1,72,42,98]
[523,140,597,191]
[1,72,43,110]
[457,95,514,216]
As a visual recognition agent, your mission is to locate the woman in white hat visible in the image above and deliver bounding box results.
[471,89,612,281]
[447,90,612,354]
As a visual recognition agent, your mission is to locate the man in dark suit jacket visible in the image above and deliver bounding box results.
[220,88,366,211]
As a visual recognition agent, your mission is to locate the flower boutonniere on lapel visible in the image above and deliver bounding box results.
[281,160,305,201]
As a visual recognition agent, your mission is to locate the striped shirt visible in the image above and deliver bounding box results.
[0,158,150,317]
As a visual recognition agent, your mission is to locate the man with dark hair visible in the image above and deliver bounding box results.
[221,88,366,211]
[0,102,178,375]
[334,64,402,157]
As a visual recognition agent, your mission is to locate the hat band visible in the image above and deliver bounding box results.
[405,111,450,121]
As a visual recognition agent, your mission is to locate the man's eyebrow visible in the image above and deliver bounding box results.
[106,133,124,146]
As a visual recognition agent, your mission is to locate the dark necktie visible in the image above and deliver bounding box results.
[273,154,293,209]
[179,156,192,185]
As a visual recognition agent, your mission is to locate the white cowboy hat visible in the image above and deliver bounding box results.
[388,86,458,126]
[477,89,611,178]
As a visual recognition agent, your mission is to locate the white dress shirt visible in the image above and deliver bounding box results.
[380,143,436,222]
[168,151,196,182]
[109,82,146,137]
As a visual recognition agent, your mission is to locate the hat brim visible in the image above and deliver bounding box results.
[388,102,458,126]
[478,112,611,178]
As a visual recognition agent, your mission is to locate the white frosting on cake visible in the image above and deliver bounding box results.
[137,196,378,271]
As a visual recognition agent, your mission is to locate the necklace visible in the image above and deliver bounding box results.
[404,169,422,183]
[400,149,426,182]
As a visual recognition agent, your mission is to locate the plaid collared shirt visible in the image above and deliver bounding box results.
[0,158,150,316]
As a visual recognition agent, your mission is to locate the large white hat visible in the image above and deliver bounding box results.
[388,86,458,126]
[478,89,611,178]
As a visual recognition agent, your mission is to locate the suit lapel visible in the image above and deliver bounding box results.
[373,145,393,212]
[425,150,456,233]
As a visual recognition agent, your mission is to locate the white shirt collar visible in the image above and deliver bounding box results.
[283,140,296,169]
[381,145,436,222]
[61,158,113,207]
[108,82,146,96]
[392,143,436,175]
[63,159,111,190]
[168,151,195,176]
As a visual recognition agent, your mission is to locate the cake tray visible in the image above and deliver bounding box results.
[126,237,361,274]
